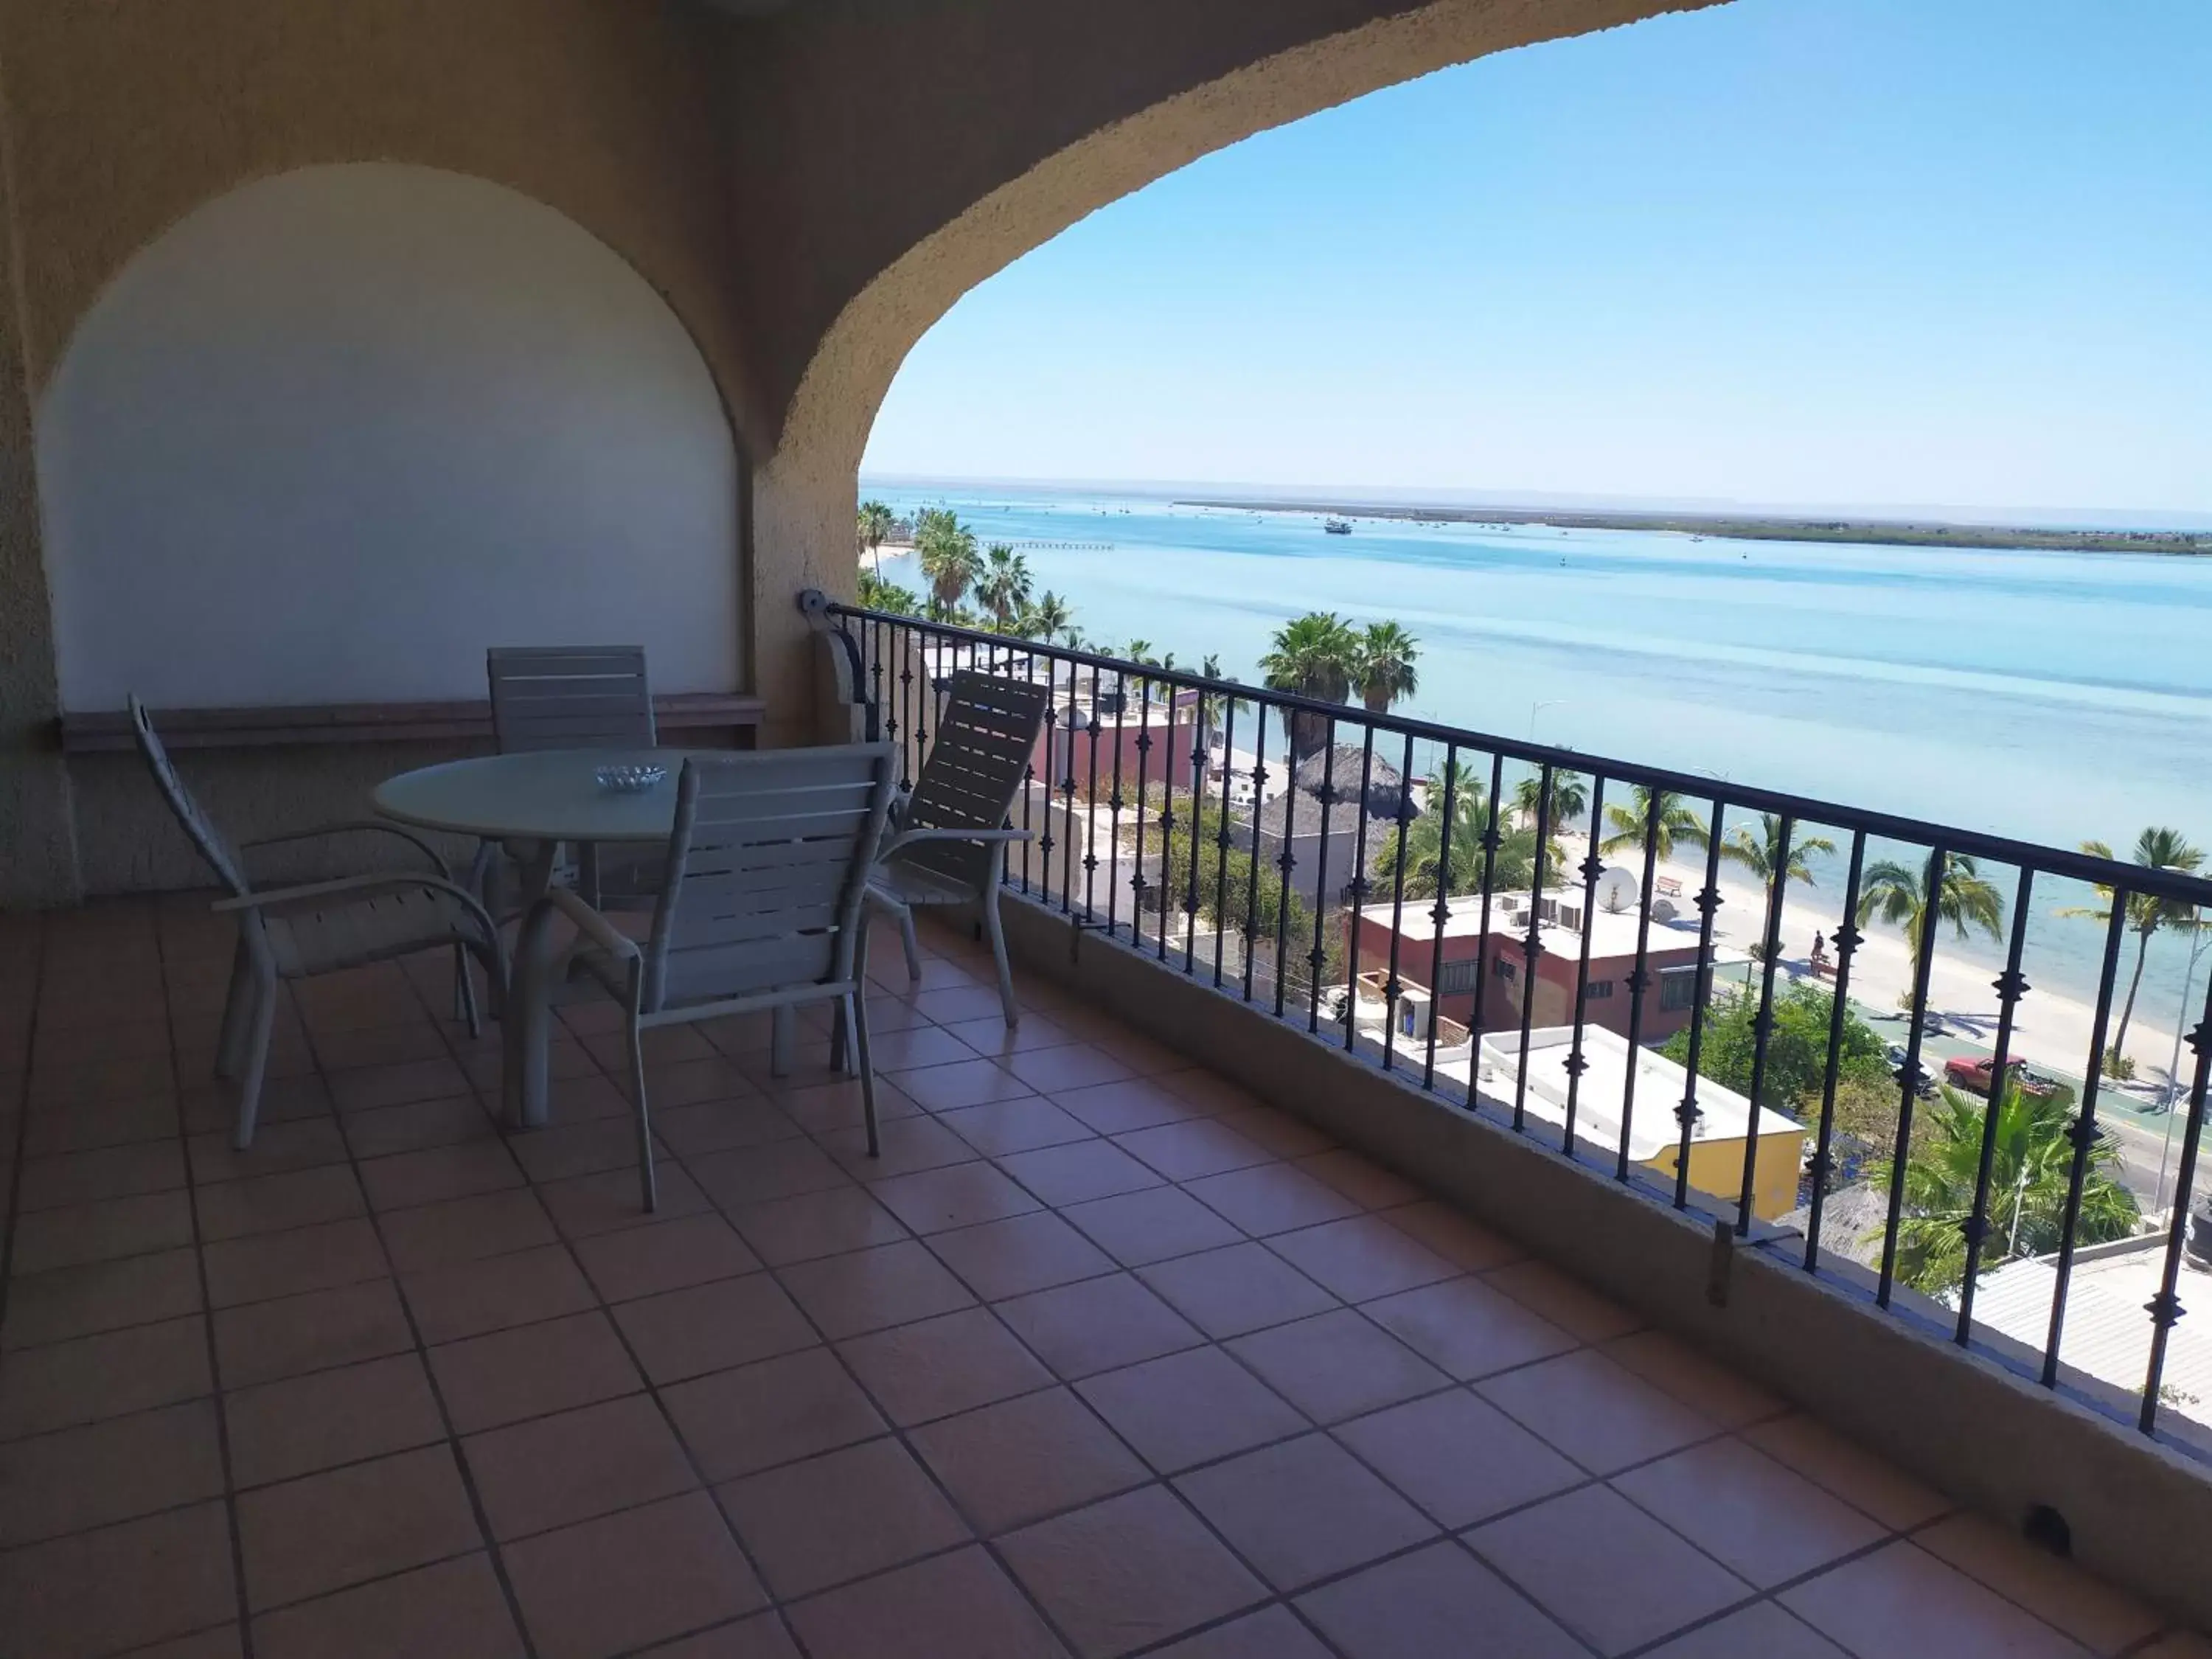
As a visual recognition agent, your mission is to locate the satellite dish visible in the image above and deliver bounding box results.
[1594,865,1641,914]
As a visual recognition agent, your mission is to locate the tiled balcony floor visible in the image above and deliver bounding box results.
[1,896,2205,1659]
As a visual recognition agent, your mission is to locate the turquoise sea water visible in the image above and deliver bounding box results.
[868,484,2212,1023]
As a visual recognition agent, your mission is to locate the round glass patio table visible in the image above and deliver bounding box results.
[373,748,703,848]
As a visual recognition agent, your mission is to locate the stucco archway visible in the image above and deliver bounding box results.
[737,0,1722,720]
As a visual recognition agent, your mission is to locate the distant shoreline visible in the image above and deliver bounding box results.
[1172,498,2212,557]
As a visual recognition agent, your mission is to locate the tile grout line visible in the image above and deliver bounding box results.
[0,913,44,1353]
[156,910,261,1659]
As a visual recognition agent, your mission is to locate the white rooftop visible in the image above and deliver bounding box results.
[1972,1239,2212,1434]
[1474,1025,1804,1162]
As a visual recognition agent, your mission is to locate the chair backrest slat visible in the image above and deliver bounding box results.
[642,745,897,1012]
[901,671,1052,889]
[128,696,252,897]
[487,645,655,753]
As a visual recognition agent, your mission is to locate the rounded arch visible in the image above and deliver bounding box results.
[769,0,1709,480]
[38,161,742,708]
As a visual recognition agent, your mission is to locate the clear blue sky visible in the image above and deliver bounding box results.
[863,0,2211,521]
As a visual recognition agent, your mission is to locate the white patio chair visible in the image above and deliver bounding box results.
[868,670,1050,1027]
[130,697,506,1150]
[471,644,659,915]
[509,744,899,1211]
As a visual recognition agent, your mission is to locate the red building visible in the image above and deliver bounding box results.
[1342,890,1743,1043]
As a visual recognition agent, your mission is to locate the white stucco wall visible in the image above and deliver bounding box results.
[38,162,740,709]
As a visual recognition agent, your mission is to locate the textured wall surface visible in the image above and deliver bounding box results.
[41,164,740,710]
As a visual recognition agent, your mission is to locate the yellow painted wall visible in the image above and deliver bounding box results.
[1645,1127,1806,1222]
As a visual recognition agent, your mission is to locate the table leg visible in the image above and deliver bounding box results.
[518,840,561,910]
[505,897,563,1130]
[771,1005,796,1078]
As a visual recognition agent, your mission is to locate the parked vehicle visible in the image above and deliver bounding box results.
[1888,1044,1939,1099]
[1943,1054,2064,1099]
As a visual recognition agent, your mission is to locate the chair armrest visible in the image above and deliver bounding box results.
[240,819,451,877]
[877,826,1032,860]
[534,887,643,967]
[212,872,489,922]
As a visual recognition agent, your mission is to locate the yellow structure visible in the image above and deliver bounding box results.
[1477,1027,1807,1222]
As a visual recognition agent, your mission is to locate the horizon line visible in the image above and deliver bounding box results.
[855,472,2212,535]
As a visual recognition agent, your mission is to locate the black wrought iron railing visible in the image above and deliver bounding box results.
[810,595,2212,1450]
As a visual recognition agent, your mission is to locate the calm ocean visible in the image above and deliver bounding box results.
[867,484,2212,1020]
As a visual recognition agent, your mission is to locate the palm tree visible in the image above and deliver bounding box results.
[1511,771,1590,830]
[1353,621,1419,715]
[1195,653,1248,754]
[972,544,1032,629]
[1719,812,1837,893]
[856,500,896,573]
[915,512,980,619]
[1597,785,1711,862]
[1874,1081,2137,1299]
[1857,851,2005,957]
[1259,613,1359,765]
[2058,827,2207,1072]
[1373,760,1537,899]
[1021,590,1073,642]
[856,569,919,616]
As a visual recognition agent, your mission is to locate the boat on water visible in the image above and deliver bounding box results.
[1323,518,1353,535]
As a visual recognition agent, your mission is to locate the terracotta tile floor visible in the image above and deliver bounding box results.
[0,896,2202,1658]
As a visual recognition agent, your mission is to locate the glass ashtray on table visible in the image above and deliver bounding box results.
[594,762,667,793]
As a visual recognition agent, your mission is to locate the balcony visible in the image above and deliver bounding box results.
[2,5,2208,1652]
[4,890,2199,1658]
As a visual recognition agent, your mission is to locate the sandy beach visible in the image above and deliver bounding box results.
[1605,835,2198,1100]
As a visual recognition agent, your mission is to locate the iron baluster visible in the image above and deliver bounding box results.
[1617,783,1664,1182]
[1467,751,1507,1109]
[1241,703,1271,1004]
[1129,677,1152,950]
[1271,713,1303,1019]
[1380,731,1416,1072]
[1878,845,1952,1307]
[1082,664,1104,923]
[1424,745,1461,1091]
[1343,727,1378,1054]
[912,625,931,790]
[1186,687,1211,976]
[1026,641,1044,898]
[1211,695,1237,987]
[1804,833,1868,1269]
[1057,658,1079,914]
[2040,900,2131,1380]
[1307,728,1338,1034]
[1563,776,1606,1153]
[2139,983,2212,1433]
[1736,813,1795,1234]
[1513,765,1556,1133]
[1674,806,1728,1209]
[1953,867,2036,1339]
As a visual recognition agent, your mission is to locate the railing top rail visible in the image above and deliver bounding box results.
[819,597,2212,909]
